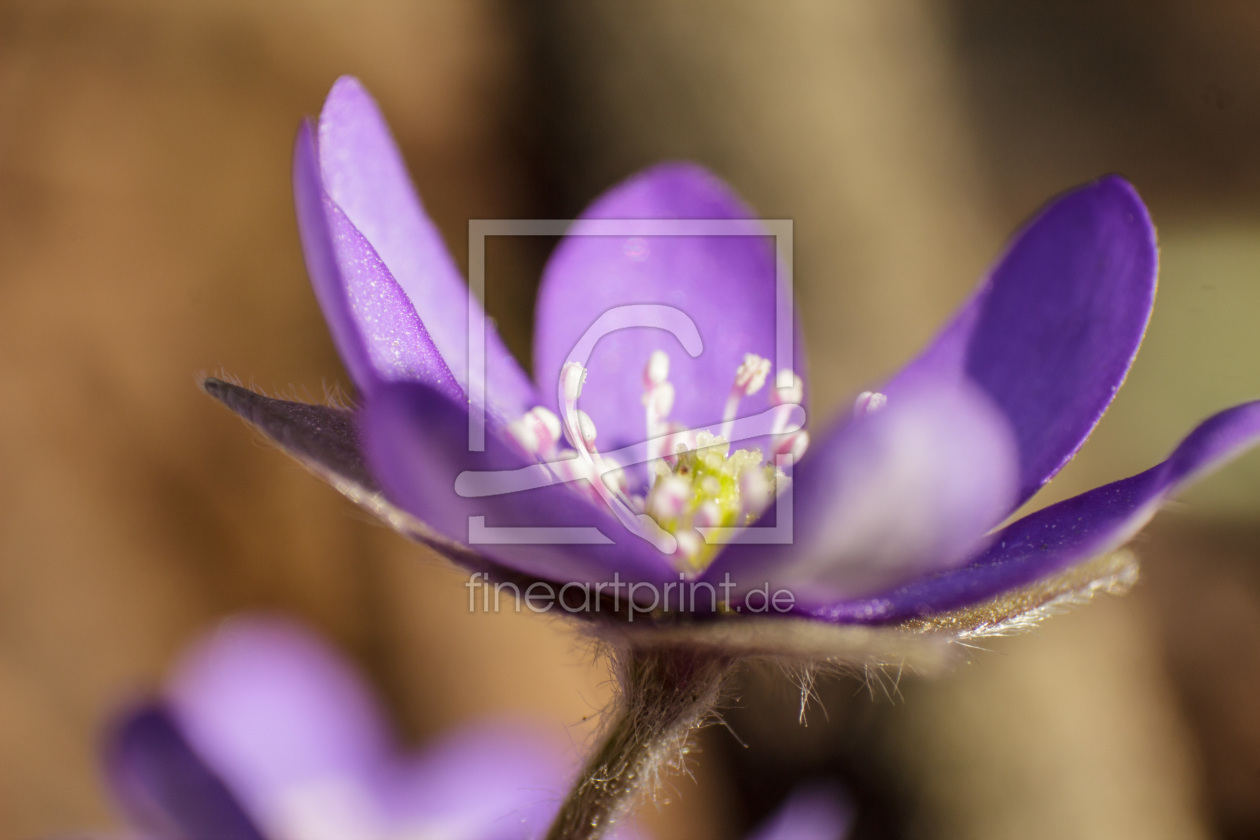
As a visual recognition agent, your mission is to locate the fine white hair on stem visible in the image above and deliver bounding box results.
[544,644,734,840]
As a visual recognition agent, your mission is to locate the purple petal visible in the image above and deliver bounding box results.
[294,121,464,399]
[360,380,680,586]
[165,616,392,828]
[813,400,1260,623]
[533,163,802,455]
[104,705,267,840]
[200,379,504,574]
[383,720,570,839]
[746,782,852,840]
[883,176,1157,509]
[317,77,536,419]
[709,382,1018,604]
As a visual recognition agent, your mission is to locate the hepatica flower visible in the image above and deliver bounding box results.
[105,617,572,840]
[100,616,849,840]
[205,76,1260,660]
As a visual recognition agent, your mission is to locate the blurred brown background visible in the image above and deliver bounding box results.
[2,1,1259,838]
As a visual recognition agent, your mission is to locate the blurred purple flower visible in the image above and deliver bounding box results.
[205,76,1260,657]
[106,616,573,840]
[100,616,849,840]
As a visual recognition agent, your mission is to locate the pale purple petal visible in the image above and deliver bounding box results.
[812,400,1260,623]
[294,122,463,399]
[360,380,680,586]
[745,782,852,840]
[383,721,570,840]
[709,382,1019,604]
[317,77,536,419]
[104,705,267,840]
[165,616,391,828]
[533,163,802,456]
[883,176,1157,510]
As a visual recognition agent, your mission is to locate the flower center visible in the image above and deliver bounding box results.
[644,430,777,571]
[507,351,811,572]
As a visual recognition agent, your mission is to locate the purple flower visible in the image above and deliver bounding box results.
[99,616,849,840]
[106,617,572,840]
[205,76,1260,655]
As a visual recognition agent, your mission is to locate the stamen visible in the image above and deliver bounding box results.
[646,474,690,522]
[643,349,669,389]
[734,353,772,395]
[562,361,587,404]
[739,468,773,516]
[598,452,628,495]
[661,421,695,467]
[525,407,561,456]
[642,351,676,463]
[673,529,705,567]
[550,451,593,494]
[575,410,597,449]
[774,430,810,464]
[769,372,804,407]
[560,360,675,551]
[720,354,771,440]
[762,369,809,464]
[693,500,722,528]
[559,363,591,450]
[854,390,887,417]
[643,425,778,573]
[504,418,538,455]
[770,371,804,436]
[529,352,811,565]
[506,406,562,458]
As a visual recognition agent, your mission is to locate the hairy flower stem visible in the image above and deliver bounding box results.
[544,645,734,840]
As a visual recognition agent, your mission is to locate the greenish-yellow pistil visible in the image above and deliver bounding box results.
[644,431,778,572]
[508,350,808,566]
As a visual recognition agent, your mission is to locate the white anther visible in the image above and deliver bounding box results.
[854,391,887,417]
[769,372,804,407]
[528,406,561,444]
[564,409,598,451]
[739,469,773,516]
[643,350,670,389]
[562,362,587,404]
[721,354,772,440]
[693,500,723,528]
[673,529,705,566]
[647,475,690,521]
[767,371,805,436]
[505,419,538,454]
[734,354,771,396]
[643,352,676,463]
[519,406,561,457]
[774,430,810,464]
